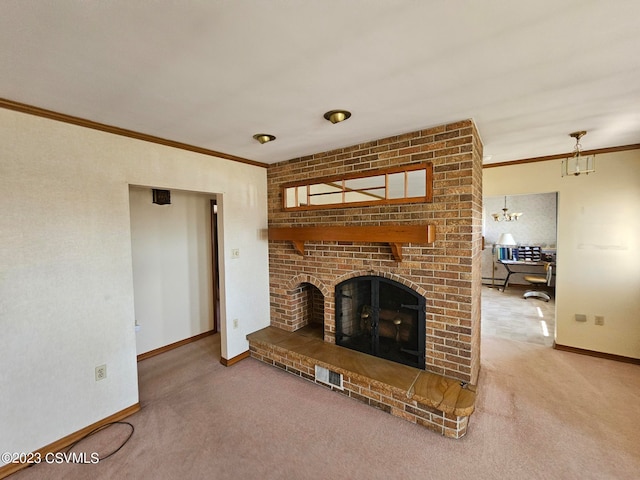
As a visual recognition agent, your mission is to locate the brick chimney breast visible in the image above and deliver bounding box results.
[267,120,483,384]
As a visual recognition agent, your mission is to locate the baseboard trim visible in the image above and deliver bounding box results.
[0,403,140,479]
[137,330,215,362]
[220,350,250,367]
[553,343,640,365]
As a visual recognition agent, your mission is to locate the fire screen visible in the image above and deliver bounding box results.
[335,276,426,369]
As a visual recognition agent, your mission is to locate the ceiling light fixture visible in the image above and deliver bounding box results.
[253,133,276,144]
[492,196,522,222]
[323,109,351,124]
[562,130,595,176]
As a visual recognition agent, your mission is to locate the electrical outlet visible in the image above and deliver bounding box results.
[233,318,239,329]
[95,364,107,381]
[595,315,605,326]
[231,248,240,259]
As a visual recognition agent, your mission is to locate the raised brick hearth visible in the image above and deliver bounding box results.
[248,326,476,438]
[266,119,483,385]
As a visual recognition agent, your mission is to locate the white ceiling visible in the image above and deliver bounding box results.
[2,1,639,165]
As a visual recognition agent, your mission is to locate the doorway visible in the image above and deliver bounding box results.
[129,186,220,356]
[481,192,558,346]
[211,199,220,334]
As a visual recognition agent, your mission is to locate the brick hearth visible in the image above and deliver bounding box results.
[248,326,476,438]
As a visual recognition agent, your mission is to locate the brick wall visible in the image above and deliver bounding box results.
[249,337,472,438]
[267,119,482,384]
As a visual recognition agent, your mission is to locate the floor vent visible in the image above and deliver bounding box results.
[315,365,343,390]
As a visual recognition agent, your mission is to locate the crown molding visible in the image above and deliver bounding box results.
[483,143,640,169]
[0,98,268,168]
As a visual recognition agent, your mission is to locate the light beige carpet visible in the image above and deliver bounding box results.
[11,334,640,479]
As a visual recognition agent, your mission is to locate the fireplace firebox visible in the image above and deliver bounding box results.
[335,276,426,369]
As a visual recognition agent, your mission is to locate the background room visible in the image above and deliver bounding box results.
[482,193,557,287]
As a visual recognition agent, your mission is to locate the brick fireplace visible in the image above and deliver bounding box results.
[265,119,483,385]
[248,119,482,437]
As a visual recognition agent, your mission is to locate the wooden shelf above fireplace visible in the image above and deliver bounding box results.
[267,225,436,262]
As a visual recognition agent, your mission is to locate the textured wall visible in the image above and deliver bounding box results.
[0,108,270,462]
[484,192,557,247]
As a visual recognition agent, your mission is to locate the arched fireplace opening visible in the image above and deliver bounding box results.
[335,276,426,369]
[291,282,324,335]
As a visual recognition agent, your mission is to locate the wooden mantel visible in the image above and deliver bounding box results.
[268,225,436,262]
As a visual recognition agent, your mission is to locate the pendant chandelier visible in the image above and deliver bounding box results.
[492,196,522,222]
[562,130,595,177]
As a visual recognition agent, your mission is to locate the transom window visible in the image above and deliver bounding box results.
[282,162,432,210]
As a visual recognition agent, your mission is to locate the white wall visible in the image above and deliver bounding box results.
[484,150,640,359]
[129,187,215,355]
[0,109,270,463]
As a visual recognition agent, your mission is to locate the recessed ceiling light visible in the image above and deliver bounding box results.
[323,110,352,124]
[253,133,276,144]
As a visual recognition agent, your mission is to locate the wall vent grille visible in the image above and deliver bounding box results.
[314,365,343,390]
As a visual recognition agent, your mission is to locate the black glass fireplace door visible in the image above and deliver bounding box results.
[335,276,426,369]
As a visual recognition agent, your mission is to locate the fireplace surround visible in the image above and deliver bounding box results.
[266,119,483,385]
[253,119,482,435]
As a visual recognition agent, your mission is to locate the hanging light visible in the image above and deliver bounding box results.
[492,196,522,222]
[562,131,595,176]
